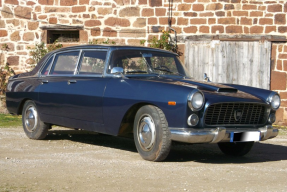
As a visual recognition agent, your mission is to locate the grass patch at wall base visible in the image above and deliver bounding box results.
[0,114,22,127]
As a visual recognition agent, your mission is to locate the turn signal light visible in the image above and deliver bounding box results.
[168,101,176,106]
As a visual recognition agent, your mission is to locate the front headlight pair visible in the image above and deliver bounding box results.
[267,92,281,110]
[187,90,204,126]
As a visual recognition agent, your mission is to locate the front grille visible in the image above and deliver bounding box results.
[205,103,266,126]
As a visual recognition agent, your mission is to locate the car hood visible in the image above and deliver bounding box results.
[130,76,263,102]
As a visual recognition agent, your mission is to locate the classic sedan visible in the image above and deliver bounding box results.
[6,45,280,161]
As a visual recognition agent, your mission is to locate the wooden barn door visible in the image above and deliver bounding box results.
[184,40,271,89]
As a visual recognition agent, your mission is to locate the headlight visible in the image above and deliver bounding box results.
[187,89,205,111]
[267,92,281,110]
[187,114,199,126]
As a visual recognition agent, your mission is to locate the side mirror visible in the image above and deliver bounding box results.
[111,67,127,79]
[204,73,211,82]
[111,67,124,74]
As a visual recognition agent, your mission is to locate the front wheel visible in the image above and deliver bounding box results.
[133,105,171,161]
[218,142,254,156]
[22,100,49,140]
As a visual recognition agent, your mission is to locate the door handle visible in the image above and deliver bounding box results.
[41,80,49,84]
[68,80,77,85]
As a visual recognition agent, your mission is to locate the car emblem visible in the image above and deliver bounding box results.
[234,109,243,121]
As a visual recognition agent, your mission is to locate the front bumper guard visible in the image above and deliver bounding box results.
[169,125,278,144]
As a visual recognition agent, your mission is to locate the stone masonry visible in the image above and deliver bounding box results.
[0,0,287,123]
[271,43,287,125]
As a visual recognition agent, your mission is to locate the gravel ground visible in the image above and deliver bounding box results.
[0,127,287,192]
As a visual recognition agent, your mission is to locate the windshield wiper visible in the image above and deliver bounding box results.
[125,70,148,74]
[153,67,186,78]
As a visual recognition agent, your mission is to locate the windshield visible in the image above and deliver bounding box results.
[107,50,191,78]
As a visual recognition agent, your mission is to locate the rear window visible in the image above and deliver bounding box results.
[50,51,80,75]
[41,56,54,75]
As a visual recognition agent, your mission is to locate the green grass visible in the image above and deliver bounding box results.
[275,125,287,136]
[0,114,22,127]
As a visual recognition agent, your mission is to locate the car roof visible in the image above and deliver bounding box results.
[49,44,177,55]
[18,45,178,78]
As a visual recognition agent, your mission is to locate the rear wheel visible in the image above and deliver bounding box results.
[218,142,254,156]
[133,105,171,161]
[22,100,49,140]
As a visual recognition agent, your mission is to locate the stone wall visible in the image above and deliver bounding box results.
[271,43,287,125]
[0,0,287,72]
[0,0,286,123]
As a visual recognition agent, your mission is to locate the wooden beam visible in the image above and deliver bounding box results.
[182,35,287,42]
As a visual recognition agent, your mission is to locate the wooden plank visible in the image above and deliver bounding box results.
[184,40,271,89]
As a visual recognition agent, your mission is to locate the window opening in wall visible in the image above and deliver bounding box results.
[47,30,79,43]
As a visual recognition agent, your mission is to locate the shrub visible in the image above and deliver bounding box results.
[0,44,15,95]
[89,38,116,45]
[140,30,182,56]
[28,41,63,64]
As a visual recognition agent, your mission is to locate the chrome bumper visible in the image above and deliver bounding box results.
[169,125,279,144]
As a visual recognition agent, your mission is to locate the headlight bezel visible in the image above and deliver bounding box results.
[187,89,205,111]
[267,92,281,110]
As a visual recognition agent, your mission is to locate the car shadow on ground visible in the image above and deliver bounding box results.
[47,129,138,153]
[46,129,287,164]
[168,142,287,163]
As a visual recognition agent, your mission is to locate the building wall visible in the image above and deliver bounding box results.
[0,0,286,123]
[271,43,287,125]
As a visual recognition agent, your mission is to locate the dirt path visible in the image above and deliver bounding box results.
[1,127,287,192]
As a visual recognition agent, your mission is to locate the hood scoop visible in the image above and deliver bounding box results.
[217,88,238,93]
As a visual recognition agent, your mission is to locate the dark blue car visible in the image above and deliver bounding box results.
[6,45,281,161]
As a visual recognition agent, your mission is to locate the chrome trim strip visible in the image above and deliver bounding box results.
[38,74,103,78]
[43,48,109,77]
[103,48,113,77]
[169,125,278,144]
[74,49,82,75]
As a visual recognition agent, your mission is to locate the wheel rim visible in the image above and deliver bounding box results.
[137,115,156,151]
[24,105,38,132]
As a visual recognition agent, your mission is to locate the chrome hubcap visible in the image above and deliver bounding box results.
[24,106,38,132]
[138,115,156,151]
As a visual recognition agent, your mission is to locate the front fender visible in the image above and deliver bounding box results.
[102,78,193,135]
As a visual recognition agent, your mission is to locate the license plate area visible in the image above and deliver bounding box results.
[230,131,260,142]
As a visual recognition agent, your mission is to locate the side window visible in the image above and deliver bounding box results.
[41,55,54,75]
[79,51,107,75]
[50,51,79,75]
[108,50,148,74]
